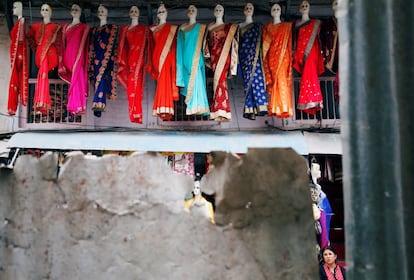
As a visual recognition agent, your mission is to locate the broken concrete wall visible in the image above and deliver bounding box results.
[0,148,318,279]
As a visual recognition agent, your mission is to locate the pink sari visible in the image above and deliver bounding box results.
[59,22,90,114]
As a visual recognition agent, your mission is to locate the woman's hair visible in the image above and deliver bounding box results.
[321,245,338,256]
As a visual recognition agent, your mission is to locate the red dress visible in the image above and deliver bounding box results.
[293,19,325,115]
[8,17,29,115]
[28,21,62,113]
[147,23,179,121]
[117,24,151,124]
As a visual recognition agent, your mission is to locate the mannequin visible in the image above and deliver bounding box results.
[262,3,294,118]
[147,3,179,121]
[204,4,238,121]
[238,2,268,120]
[176,5,210,116]
[27,3,62,114]
[293,0,325,115]
[117,5,151,124]
[88,5,118,117]
[8,1,29,115]
[59,3,90,114]
[184,178,215,224]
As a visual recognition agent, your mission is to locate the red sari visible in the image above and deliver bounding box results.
[59,22,90,114]
[204,23,238,121]
[8,17,29,115]
[147,23,179,121]
[262,21,293,118]
[293,19,325,115]
[28,21,62,113]
[117,24,151,124]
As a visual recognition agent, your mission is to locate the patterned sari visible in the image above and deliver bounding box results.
[59,22,90,114]
[88,24,118,117]
[293,19,325,114]
[205,23,238,121]
[8,17,29,115]
[262,21,293,118]
[117,24,151,124]
[147,23,179,121]
[238,22,268,120]
[28,21,62,114]
[176,23,210,116]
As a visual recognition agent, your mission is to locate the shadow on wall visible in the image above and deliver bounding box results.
[0,148,317,279]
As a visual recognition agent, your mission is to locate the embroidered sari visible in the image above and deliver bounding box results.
[28,21,62,114]
[59,22,90,114]
[8,17,29,115]
[176,23,210,116]
[238,22,268,120]
[88,24,118,117]
[147,23,179,121]
[204,23,238,121]
[293,19,325,115]
[262,21,293,118]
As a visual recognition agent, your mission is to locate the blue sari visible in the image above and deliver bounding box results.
[88,24,118,117]
[176,23,210,116]
[238,23,268,120]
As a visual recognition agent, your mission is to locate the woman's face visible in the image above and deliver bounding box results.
[70,4,81,19]
[300,1,310,14]
[323,249,337,265]
[214,4,224,19]
[129,6,139,20]
[40,4,52,19]
[271,4,281,18]
[244,3,254,17]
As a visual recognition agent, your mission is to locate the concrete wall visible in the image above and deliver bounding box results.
[0,148,318,279]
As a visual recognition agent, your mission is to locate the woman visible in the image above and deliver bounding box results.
[88,5,118,117]
[176,5,210,116]
[262,3,293,118]
[319,245,346,280]
[27,3,62,114]
[59,3,90,115]
[204,4,238,121]
[147,3,178,121]
[293,0,325,115]
[117,5,151,124]
[8,1,29,115]
[238,3,268,120]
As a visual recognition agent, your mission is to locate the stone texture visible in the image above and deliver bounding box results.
[0,148,318,279]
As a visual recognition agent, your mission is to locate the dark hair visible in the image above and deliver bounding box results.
[319,245,338,264]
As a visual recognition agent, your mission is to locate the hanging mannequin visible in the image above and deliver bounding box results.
[117,5,151,124]
[88,5,118,117]
[59,3,90,115]
[262,3,294,118]
[147,3,179,121]
[293,0,325,115]
[204,4,238,121]
[238,2,268,120]
[27,3,62,114]
[184,177,215,224]
[176,5,210,116]
[8,1,29,115]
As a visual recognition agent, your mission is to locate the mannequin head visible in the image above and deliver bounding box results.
[311,162,321,184]
[214,4,224,20]
[193,180,201,196]
[157,3,167,23]
[244,3,254,18]
[187,5,197,21]
[40,3,52,21]
[310,183,322,203]
[271,3,281,22]
[129,5,139,20]
[12,1,23,18]
[70,4,81,20]
[97,5,108,21]
[299,0,310,15]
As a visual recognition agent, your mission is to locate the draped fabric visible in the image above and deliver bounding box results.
[176,23,210,116]
[262,21,293,118]
[293,19,325,115]
[8,18,29,115]
[28,22,62,114]
[147,23,179,121]
[204,23,238,121]
[59,22,90,114]
[238,23,268,120]
[117,24,151,124]
[88,24,118,117]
